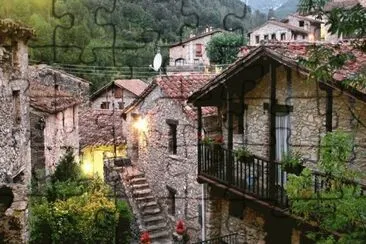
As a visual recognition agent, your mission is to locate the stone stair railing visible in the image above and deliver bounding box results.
[120,167,171,243]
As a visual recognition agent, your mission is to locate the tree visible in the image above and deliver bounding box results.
[286,131,366,243]
[206,32,245,65]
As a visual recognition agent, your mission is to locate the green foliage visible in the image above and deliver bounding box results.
[280,151,304,175]
[234,147,252,160]
[51,149,81,183]
[30,151,132,243]
[319,131,353,177]
[206,32,245,64]
[0,0,266,90]
[286,131,366,243]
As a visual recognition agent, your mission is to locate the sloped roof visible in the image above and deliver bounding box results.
[189,41,366,103]
[114,79,148,96]
[91,79,148,100]
[249,20,310,34]
[324,0,364,11]
[288,13,323,24]
[79,109,126,148]
[123,74,217,118]
[29,82,80,114]
[170,30,223,47]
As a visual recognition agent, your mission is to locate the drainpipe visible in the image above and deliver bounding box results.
[201,184,206,241]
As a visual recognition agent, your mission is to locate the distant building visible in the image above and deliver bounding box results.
[248,14,322,45]
[168,28,222,73]
[91,79,148,110]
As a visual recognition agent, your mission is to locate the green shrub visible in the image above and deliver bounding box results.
[51,149,81,183]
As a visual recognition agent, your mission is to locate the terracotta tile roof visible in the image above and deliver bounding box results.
[29,81,81,114]
[189,41,366,103]
[114,79,148,96]
[79,109,126,148]
[91,79,148,100]
[0,18,34,40]
[155,74,218,118]
[123,74,218,118]
[170,30,223,47]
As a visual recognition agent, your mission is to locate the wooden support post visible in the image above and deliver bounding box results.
[197,106,202,174]
[227,88,234,183]
[269,62,277,202]
[326,88,333,132]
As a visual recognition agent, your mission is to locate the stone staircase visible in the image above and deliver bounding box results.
[121,167,171,243]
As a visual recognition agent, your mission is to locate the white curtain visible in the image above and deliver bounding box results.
[275,113,290,185]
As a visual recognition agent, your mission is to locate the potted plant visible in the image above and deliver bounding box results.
[280,151,304,175]
[234,147,253,163]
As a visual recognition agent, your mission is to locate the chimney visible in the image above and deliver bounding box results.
[205,26,209,33]
[209,26,213,32]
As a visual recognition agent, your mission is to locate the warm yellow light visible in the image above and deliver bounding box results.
[309,33,315,42]
[82,161,93,175]
[134,117,148,132]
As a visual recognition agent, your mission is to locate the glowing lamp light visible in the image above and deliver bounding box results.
[82,161,93,175]
[308,33,315,42]
[134,117,148,132]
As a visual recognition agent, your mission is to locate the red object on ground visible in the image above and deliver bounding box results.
[176,220,186,235]
[140,231,151,244]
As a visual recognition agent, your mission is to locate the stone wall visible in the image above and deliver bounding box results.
[204,186,306,244]
[42,105,79,175]
[249,23,294,46]
[169,32,218,66]
[91,87,137,110]
[124,86,212,242]
[0,39,31,243]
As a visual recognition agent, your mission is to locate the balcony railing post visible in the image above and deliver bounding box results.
[197,106,202,174]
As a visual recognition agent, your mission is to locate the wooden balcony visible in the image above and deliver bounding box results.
[198,144,366,209]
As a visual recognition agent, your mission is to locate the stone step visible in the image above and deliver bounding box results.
[135,195,154,202]
[132,189,152,197]
[149,230,170,241]
[143,215,165,226]
[131,183,149,190]
[146,223,167,232]
[142,208,161,216]
[130,177,147,185]
[138,200,158,209]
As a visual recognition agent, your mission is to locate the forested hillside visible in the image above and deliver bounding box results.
[0,0,266,90]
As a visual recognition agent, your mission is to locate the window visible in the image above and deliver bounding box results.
[229,199,244,219]
[302,34,306,40]
[100,102,110,109]
[255,35,260,44]
[264,34,269,40]
[167,119,178,154]
[195,43,203,57]
[271,33,276,40]
[118,102,124,110]
[166,186,176,215]
[293,34,298,40]
[299,20,304,27]
[13,90,21,124]
[114,88,123,98]
[175,58,185,66]
[276,112,290,186]
[281,33,286,40]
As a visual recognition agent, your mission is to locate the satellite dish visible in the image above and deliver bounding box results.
[152,53,162,72]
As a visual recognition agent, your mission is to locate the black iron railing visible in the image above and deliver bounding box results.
[192,233,238,244]
[198,144,366,208]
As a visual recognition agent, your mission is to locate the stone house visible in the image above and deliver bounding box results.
[0,19,33,243]
[121,74,218,242]
[90,79,148,110]
[79,109,127,178]
[29,81,82,178]
[188,42,366,243]
[168,29,222,71]
[248,15,321,46]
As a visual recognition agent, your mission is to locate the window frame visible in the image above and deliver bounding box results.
[166,119,178,155]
